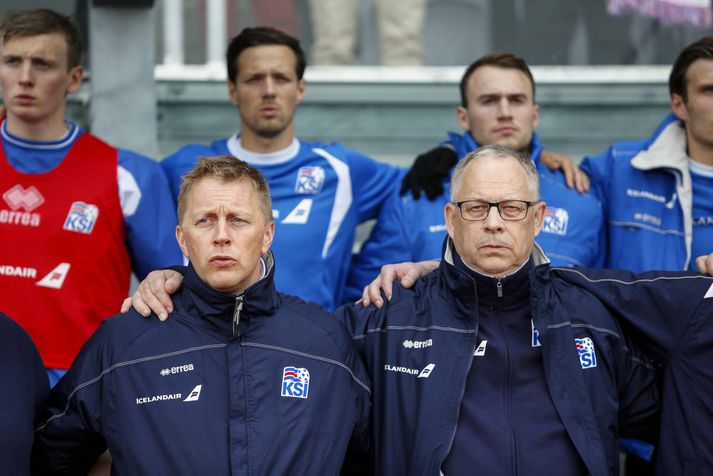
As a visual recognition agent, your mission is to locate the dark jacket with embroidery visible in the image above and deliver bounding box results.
[32,254,371,475]
[336,240,659,476]
[545,264,713,476]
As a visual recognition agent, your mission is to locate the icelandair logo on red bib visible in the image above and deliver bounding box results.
[0,262,70,290]
[1,184,43,227]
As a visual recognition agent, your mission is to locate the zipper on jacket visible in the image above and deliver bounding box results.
[233,295,244,336]
[496,276,519,475]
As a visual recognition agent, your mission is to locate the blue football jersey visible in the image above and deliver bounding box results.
[162,134,402,310]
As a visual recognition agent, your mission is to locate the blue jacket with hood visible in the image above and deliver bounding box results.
[580,113,697,271]
[32,253,371,475]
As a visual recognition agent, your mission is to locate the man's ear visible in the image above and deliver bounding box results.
[295,78,306,105]
[227,79,239,108]
[531,102,540,130]
[176,225,189,259]
[532,201,547,237]
[444,202,457,239]
[456,106,470,132]
[261,220,275,255]
[66,65,84,95]
[671,93,688,122]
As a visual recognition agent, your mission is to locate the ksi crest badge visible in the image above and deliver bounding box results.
[294,166,325,194]
[542,207,569,236]
[281,366,310,399]
[575,337,597,369]
[63,201,99,234]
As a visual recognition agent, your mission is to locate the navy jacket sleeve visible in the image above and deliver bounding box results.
[548,267,713,363]
[32,318,121,474]
[0,314,48,476]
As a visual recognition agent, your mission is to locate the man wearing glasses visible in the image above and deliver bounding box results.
[127,144,668,474]
[336,144,660,474]
[345,52,604,301]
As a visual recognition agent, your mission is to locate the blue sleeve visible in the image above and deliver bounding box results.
[344,189,415,302]
[119,150,183,279]
[161,143,221,201]
[579,148,613,213]
[346,148,405,222]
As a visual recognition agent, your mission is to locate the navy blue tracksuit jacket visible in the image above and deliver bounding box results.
[32,255,371,475]
[545,265,713,475]
[336,241,660,476]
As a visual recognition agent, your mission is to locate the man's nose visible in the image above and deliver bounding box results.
[213,219,231,244]
[483,204,505,231]
[262,77,275,96]
[19,62,33,85]
[497,97,512,118]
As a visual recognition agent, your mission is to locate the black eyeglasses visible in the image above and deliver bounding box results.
[454,199,538,221]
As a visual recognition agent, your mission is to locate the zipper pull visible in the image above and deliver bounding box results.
[233,295,244,336]
[496,279,503,298]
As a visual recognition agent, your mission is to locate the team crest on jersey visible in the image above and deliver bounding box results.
[281,366,310,399]
[531,320,541,347]
[575,337,597,369]
[542,207,569,236]
[295,166,325,194]
[63,201,99,234]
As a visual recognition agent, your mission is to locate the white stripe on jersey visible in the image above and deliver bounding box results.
[313,148,352,258]
[118,165,141,217]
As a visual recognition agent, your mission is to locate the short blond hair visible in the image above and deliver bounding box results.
[177,156,272,224]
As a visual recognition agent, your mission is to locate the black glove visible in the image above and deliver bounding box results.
[400,146,457,201]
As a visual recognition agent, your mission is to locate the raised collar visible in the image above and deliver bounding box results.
[631,114,689,174]
[437,238,549,309]
[178,251,281,337]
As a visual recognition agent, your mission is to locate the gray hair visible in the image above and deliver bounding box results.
[450,144,540,202]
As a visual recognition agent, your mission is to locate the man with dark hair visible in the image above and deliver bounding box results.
[33,156,370,474]
[581,36,713,274]
[346,52,605,300]
[0,8,181,385]
[161,26,402,311]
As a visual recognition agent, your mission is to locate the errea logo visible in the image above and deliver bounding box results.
[403,339,433,349]
[160,363,194,376]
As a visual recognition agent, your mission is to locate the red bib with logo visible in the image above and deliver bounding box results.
[0,132,131,368]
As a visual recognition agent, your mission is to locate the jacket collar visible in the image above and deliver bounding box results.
[449,131,543,165]
[631,113,690,174]
[179,251,281,336]
[437,238,549,308]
